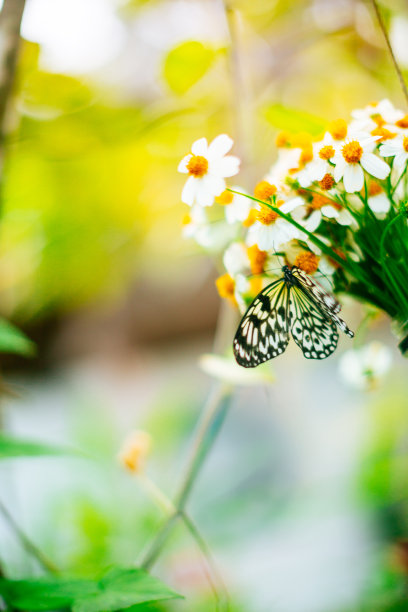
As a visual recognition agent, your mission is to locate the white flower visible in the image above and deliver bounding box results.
[199,353,274,386]
[292,194,353,232]
[178,135,240,207]
[366,183,391,215]
[265,148,303,190]
[339,341,393,390]
[182,206,236,250]
[223,242,250,277]
[350,99,404,133]
[216,186,252,224]
[332,135,390,192]
[246,197,304,251]
[379,134,408,169]
[297,135,336,187]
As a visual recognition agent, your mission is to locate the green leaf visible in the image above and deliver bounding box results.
[263,103,327,136]
[163,41,216,94]
[0,568,182,612]
[0,318,35,356]
[0,435,70,458]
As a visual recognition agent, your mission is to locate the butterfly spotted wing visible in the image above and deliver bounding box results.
[233,266,353,367]
[233,278,291,367]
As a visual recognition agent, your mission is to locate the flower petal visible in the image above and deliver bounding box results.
[281,196,305,214]
[343,163,364,192]
[360,152,390,179]
[333,157,347,182]
[207,134,233,159]
[337,209,353,225]
[191,137,208,156]
[178,154,192,173]
[368,193,391,214]
[211,155,240,177]
[305,209,321,232]
[321,205,339,219]
[181,176,198,206]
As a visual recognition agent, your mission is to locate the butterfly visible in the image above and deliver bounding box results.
[233,265,354,367]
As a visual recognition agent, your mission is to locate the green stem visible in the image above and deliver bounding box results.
[140,383,232,571]
[0,498,58,574]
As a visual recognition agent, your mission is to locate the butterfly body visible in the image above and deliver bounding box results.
[233,266,354,367]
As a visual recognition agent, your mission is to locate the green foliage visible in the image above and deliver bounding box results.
[263,103,327,136]
[163,41,217,94]
[0,435,70,458]
[0,318,35,355]
[0,567,182,612]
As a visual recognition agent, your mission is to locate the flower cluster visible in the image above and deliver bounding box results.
[178,100,408,354]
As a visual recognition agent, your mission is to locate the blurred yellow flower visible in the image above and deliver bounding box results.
[118,430,152,473]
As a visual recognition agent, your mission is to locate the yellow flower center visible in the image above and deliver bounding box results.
[371,113,385,127]
[342,140,363,164]
[254,181,277,201]
[276,131,290,147]
[257,208,279,225]
[243,209,257,227]
[319,173,335,190]
[329,119,347,140]
[396,115,408,128]
[294,252,320,274]
[319,145,335,160]
[368,181,382,197]
[371,126,396,141]
[182,213,192,226]
[215,274,237,307]
[187,154,208,177]
[403,137,408,153]
[247,245,267,275]
[300,145,313,165]
[215,190,234,205]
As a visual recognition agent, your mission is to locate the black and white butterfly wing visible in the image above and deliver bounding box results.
[291,266,341,314]
[291,267,354,338]
[233,279,291,367]
[289,285,339,359]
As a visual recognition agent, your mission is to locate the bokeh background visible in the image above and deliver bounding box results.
[2,0,408,610]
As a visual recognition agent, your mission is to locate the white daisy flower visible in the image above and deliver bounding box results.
[216,187,252,224]
[332,135,390,192]
[297,135,337,187]
[379,134,408,169]
[292,193,353,232]
[178,135,240,207]
[339,341,392,391]
[350,99,403,133]
[246,197,304,251]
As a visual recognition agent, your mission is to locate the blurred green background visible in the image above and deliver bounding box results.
[3,0,408,611]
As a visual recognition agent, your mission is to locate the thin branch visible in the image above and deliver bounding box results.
[0,498,59,574]
[140,383,232,570]
[370,0,408,106]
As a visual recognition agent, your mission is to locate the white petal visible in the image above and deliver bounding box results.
[368,193,390,214]
[178,154,191,173]
[191,137,208,156]
[281,196,305,213]
[305,210,321,231]
[333,158,347,182]
[211,155,240,178]
[207,134,233,159]
[343,164,364,193]
[321,205,339,219]
[337,209,353,225]
[379,141,401,157]
[360,152,390,179]
[394,151,408,169]
[203,174,225,196]
[181,176,198,206]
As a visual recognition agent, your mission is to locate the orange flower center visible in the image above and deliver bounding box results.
[215,274,237,306]
[396,115,408,128]
[300,145,313,165]
[371,126,396,141]
[247,245,267,275]
[329,119,347,140]
[403,137,408,153]
[319,173,335,190]
[368,181,382,197]
[310,194,332,209]
[276,131,290,147]
[257,207,279,225]
[243,209,257,227]
[294,252,320,274]
[342,140,363,163]
[371,113,385,127]
[254,181,277,201]
[215,190,234,205]
[187,155,208,177]
[319,145,335,160]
